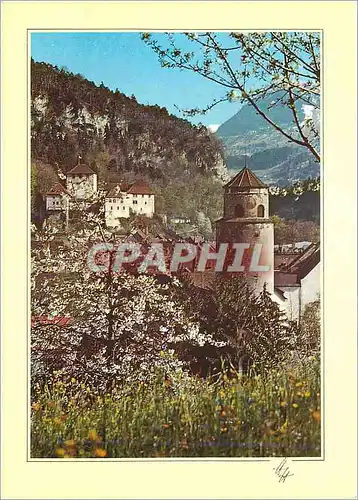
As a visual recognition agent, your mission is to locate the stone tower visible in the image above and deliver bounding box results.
[216,167,274,295]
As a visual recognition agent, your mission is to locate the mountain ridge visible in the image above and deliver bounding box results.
[216,95,320,186]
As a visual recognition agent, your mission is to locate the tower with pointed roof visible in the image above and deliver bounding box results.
[216,167,274,294]
[66,162,97,200]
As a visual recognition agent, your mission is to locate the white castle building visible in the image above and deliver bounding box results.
[45,162,155,227]
[105,181,155,228]
[66,163,98,199]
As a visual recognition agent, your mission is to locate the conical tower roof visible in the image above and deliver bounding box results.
[224,167,267,189]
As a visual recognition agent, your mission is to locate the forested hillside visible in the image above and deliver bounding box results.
[31,59,227,221]
[31,60,319,224]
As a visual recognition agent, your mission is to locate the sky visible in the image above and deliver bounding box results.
[31,32,242,128]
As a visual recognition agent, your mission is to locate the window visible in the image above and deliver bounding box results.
[122,207,125,210]
[117,206,120,210]
[257,205,265,217]
[234,204,244,217]
[110,206,113,211]
[120,199,123,203]
[133,200,138,204]
[144,201,147,205]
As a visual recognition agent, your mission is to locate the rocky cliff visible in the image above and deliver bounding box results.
[31,60,228,185]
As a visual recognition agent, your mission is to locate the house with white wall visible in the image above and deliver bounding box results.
[45,183,71,212]
[273,242,320,321]
[105,180,155,227]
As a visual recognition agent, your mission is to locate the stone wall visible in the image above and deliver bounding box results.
[224,188,269,219]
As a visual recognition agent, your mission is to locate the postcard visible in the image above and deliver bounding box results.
[1,1,357,499]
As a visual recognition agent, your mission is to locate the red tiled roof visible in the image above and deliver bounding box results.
[274,272,300,286]
[274,253,298,270]
[224,167,267,189]
[281,242,320,280]
[46,183,70,196]
[31,315,73,327]
[107,181,153,196]
[127,181,154,195]
[67,163,95,175]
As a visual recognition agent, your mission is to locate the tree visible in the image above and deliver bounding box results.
[300,298,320,357]
[175,275,300,374]
[142,32,320,161]
[271,216,320,245]
[196,211,213,239]
[31,197,226,391]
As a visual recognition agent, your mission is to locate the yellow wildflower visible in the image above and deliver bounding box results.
[292,403,299,408]
[71,377,76,383]
[94,448,107,458]
[295,382,303,388]
[312,410,321,422]
[64,439,76,448]
[88,429,98,441]
[56,448,65,457]
[32,403,41,412]
[304,391,311,398]
[279,420,288,434]
[280,401,288,408]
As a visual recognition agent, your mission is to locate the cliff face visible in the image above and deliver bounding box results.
[31,60,228,184]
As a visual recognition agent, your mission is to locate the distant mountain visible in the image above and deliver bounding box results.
[216,95,320,186]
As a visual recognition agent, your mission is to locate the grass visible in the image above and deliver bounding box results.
[31,358,321,458]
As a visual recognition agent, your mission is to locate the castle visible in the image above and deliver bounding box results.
[216,167,320,321]
[45,162,155,227]
[45,162,319,322]
[216,167,274,295]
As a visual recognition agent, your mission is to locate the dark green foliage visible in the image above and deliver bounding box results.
[31,59,225,222]
[174,276,299,374]
[270,191,320,223]
[271,216,320,244]
[31,59,224,179]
